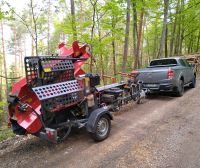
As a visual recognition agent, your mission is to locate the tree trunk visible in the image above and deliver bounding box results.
[70,0,77,40]
[157,0,169,58]
[196,29,200,52]
[146,37,151,64]
[0,21,8,97]
[20,50,23,76]
[191,34,194,53]
[89,0,98,73]
[22,39,26,77]
[132,0,138,69]
[0,56,2,101]
[153,17,158,58]
[111,16,116,76]
[14,27,17,69]
[140,15,146,67]
[31,34,34,56]
[122,0,131,73]
[179,0,185,55]
[79,0,84,36]
[174,23,181,55]
[188,35,193,53]
[169,0,179,56]
[179,28,184,55]
[169,34,174,56]
[96,9,105,84]
[134,7,144,69]
[165,26,168,57]
[47,0,51,55]
[174,0,184,55]
[112,40,116,76]
[30,0,38,56]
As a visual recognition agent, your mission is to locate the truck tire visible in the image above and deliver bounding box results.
[90,115,111,142]
[189,75,196,88]
[176,80,184,97]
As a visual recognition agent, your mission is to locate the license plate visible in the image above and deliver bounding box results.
[144,84,158,88]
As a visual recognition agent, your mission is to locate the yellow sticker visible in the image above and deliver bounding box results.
[44,68,52,72]
[27,98,32,103]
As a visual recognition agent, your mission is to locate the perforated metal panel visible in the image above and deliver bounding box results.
[32,80,83,100]
[41,58,74,71]
[25,57,40,86]
[41,91,84,112]
[42,70,74,85]
[32,80,84,112]
[24,56,75,87]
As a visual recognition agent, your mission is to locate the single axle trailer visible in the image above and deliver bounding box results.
[8,41,145,143]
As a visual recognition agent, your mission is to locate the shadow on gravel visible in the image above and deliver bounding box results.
[146,86,192,101]
[1,102,149,156]
[0,127,91,158]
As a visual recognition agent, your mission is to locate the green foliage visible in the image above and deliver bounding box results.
[0,126,14,141]
[0,1,14,20]
[7,64,17,92]
[38,40,47,55]
[0,101,6,114]
[0,101,7,128]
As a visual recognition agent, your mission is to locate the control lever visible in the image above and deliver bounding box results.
[18,101,28,112]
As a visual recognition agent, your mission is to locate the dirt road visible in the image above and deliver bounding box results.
[1,81,200,168]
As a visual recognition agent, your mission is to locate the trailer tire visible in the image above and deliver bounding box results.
[90,114,111,142]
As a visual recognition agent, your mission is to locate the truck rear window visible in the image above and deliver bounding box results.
[150,59,177,66]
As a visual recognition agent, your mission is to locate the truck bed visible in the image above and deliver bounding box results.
[137,66,171,84]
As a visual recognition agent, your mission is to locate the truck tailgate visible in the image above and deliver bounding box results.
[137,67,169,84]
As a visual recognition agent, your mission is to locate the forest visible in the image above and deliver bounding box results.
[0,0,200,127]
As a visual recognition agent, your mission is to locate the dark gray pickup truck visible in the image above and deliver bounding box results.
[136,57,196,96]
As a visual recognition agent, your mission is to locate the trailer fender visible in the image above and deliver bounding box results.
[86,107,113,133]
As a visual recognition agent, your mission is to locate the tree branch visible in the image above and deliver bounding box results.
[12,10,35,41]
[0,75,21,79]
[30,0,38,56]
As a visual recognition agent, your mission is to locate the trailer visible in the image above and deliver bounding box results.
[8,41,145,143]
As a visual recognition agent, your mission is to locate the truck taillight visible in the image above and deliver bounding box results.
[131,71,140,77]
[168,68,174,79]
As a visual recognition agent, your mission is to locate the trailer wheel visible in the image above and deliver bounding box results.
[90,115,111,142]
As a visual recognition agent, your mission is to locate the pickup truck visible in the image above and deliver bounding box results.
[136,57,196,96]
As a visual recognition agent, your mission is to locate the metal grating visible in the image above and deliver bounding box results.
[42,70,74,85]
[41,58,74,71]
[32,80,83,100]
[32,80,84,112]
[25,57,40,86]
[24,56,75,87]
[41,91,84,112]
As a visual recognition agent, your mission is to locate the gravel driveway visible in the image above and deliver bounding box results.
[0,81,200,168]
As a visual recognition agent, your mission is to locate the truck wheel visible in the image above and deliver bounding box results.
[189,76,196,88]
[176,80,184,97]
[90,115,111,142]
